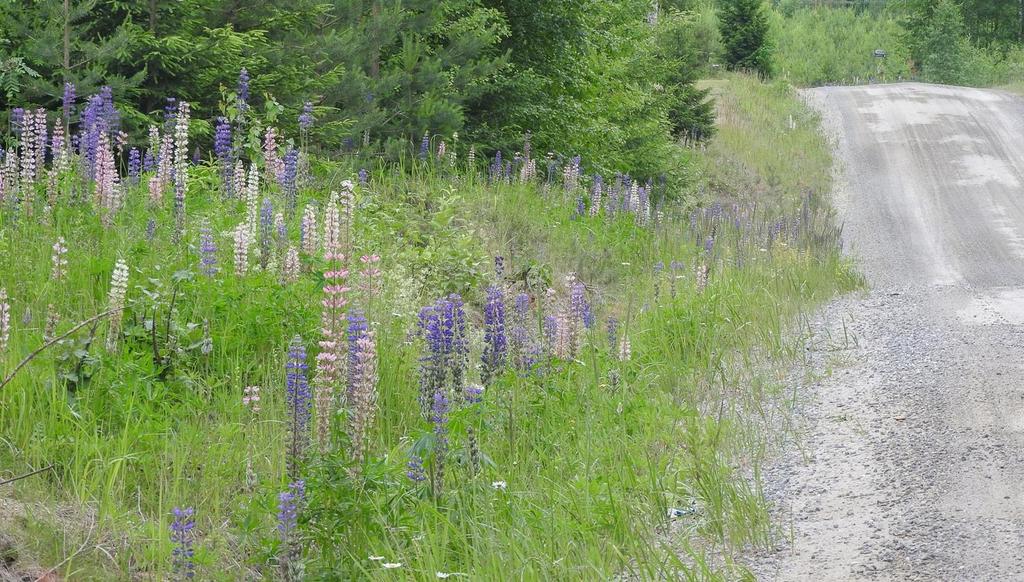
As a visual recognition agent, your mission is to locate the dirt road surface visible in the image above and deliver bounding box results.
[750,83,1024,581]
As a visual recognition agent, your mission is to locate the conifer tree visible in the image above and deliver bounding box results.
[718,0,773,78]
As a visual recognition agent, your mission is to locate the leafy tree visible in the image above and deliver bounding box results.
[919,0,970,85]
[719,0,773,77]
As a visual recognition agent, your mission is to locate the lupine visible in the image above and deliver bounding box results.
[94,131,120,226]
[430,389,450,497]
[214,117,232,195]
[285,336,311,480]
[509,293,536,371]
[357,168,368,187]
[237,68,250,112]
[51,124,68,172]
[300,204,318,256]
[590,175,603,217]
[419,131,430,160]
[407,454,427,483]
[199,221,218,276]
[337,181,355,252]
[314,197,349,452]
[0,288,10,355]
[20,109,38,194]
[282,246,300,284]
[669,260,684,298]
[606,317,619,352]
[245,163,259,238]
[481,285,507,385]
[169,507,195,581]
[282,148,299,212]
[358,254,381,300]
[346,311,378,464]
[51,237,68,281]
[618,335,632,361]
[105,259,129,351]
[33,109,47,173]
[232,223,250,276]
[299,101,313,133]
[437,140,446,162]
[264,127,283,183]
[10,108,24,138]
[277,480,305,582]
[127,147,141,185]
[172,101,191,240]
[243,385,261,413]
[62,82,75,125]
[416,295,468,417]
[695,263,709,292]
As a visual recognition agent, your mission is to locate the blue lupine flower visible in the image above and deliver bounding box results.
[170,506,195,580]
[481,285,507,384]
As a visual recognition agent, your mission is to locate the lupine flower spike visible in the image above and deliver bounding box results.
[106,260,129,351]
[169,506,196,580]
[0,288,10,355]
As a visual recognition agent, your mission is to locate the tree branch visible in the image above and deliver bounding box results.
[0,309,115,392]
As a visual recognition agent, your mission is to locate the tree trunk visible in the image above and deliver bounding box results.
[370,1,380,79]
[149,0,157,33]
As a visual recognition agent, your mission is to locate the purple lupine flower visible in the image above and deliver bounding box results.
[357,168,368,187]
[574,194,585,219]
[569,281,592,329]
[543,315,558,356]
[277,480,304,539]
[169,506,195,580]
[481,285,507,385]
[418,132,430,160]
[704,236,715,254]
[277,480,305,580]
[494,255,505,281]
[298,101,313,131]
[489,151,503,183]
[285,335,311,480]
[464,383,484,405]
[10,108,25,138]
[146,218,157,240]
[199,222,218,276]
[606,317,619,351]
[144,149,156,173]
[416,295,468,417]
[509,293,534,371]
[62,82,76,123]
[282,148,299,212]
[346,309,369,396]
[213,117,232,163]
[430,389,450,497]
[163,97,178,126]
[237,68,250,112]
[259,198,274,269]
[407,454,427,482]
[127,148,141,185]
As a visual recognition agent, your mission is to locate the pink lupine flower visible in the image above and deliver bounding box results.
[300,204,319,256]
[243,385,262,414]
[51,237,68,281]
[359,254,382,299]
[263,127,284,184]
[282,246,300,284]
[94,132,120,226]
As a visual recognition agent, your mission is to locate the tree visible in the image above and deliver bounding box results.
[919,0,970,85]
[718,0,773,77]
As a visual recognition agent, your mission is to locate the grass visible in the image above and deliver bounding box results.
[0,74,857,580]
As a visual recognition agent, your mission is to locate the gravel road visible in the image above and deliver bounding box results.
[750,83,1024,581]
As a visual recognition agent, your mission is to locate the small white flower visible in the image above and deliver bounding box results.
[369,556,385,561]
[382,563,403,569]
[436,573,451,579]
[491,480,507,491]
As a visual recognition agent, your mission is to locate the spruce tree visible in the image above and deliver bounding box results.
[718,0,773,78]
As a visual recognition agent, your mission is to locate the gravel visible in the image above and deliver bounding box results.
[749,83,1024,581]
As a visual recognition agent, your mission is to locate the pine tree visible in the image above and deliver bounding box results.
[718,0,773,78]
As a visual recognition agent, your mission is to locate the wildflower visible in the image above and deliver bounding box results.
[430,390,449,497]
[285,336,312,480]
[491,481,507,491]
[232,160,245,201]
[481,285,507,385]
[282,148,299,212]
[245,163,259,238]
[127,147,141,185]
[200,319,213,355]
[277,480,305,581]
[300,204,318,256]
[94,132,120,227]
[359,254,381,300]
[169,506,195,581]
[590,175,603,217]
[298,101,313,132]
[419,131,429,160]
[358,168,368,187]
[437,140,446,161]
[464,383,484,405]
[242,385,261,413]
[346,312,378,464]
[51,237,68,281]
[197,221,218,277]
[146,218,157,240]
[44,304,59,341]
[233,223,249,276]
[259,198,274,270]
[695,263,709,293]
[51,124,68,173]
[282,246,301,284]
[416,295,468,416]
[406,454,427,483]
[618,336,632,361]
[264,127,283,184]
[105,260,129,351]
[606,317,619,352]
[172,101,191,240]
[0,288,9,355]
[62,82,75,124]
[314,211,349,452]
[237,68,250,112]
[382,563,402,570]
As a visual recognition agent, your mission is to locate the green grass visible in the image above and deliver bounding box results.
[0,76,858,580]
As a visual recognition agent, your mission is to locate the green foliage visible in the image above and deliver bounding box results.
[771,7,912,86]
[719,0,774,77]
[918,0,971,85]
